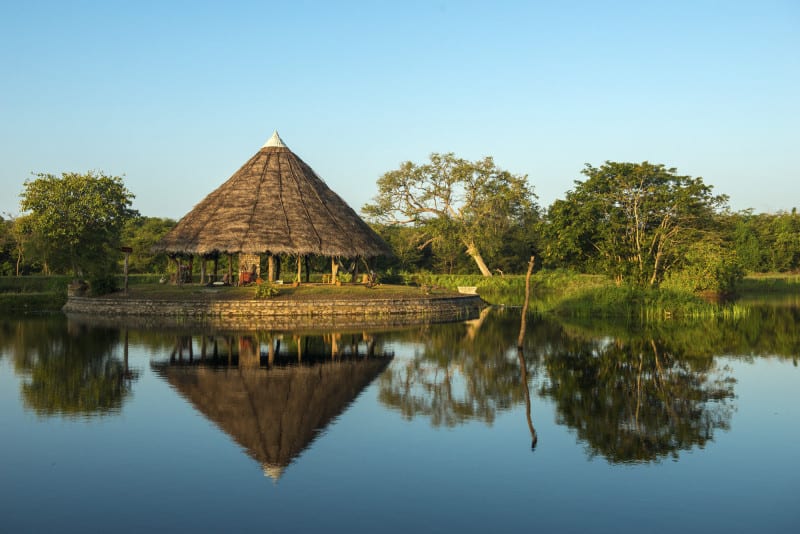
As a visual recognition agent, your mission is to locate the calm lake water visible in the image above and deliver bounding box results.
[1,303,798,533]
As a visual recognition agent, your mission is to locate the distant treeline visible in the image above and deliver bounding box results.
[2,208,797,283]
[2,163,798,298]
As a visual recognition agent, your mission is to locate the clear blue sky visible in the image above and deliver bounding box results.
[1,0,798,219]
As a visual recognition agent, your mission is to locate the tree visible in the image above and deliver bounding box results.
[0,215,14,275]
[19,171,137,278]
[722,208,800,274]
[545,162,728,286]
[120,216,176,273]
[363,153,538,276]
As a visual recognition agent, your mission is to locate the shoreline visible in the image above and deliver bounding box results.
[62,292,486,330]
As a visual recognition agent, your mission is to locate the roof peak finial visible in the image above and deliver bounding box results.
[263,130,287,148]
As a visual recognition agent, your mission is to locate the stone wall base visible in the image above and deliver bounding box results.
[63,295,485,330]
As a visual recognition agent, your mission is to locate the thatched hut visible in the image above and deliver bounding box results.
[154,131,391,283]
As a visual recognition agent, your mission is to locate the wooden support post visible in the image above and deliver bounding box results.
[227,254,233,285]
[200,258,206,285]
[268,254,275,282]
[296,255,302,283]
[331,257,338,284]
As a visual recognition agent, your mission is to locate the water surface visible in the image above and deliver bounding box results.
[1,306,798,533]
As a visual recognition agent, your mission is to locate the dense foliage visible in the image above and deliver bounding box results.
[544,162,729,287]
[4,160,799,300]
[120,216,176,273]
[18,171,138,280]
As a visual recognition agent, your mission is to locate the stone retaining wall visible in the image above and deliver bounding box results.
[63,295,485,330]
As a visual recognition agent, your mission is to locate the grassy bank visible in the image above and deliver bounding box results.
[0,276,71,313]
[0,274,164,313]
[738,273,800,294]
[97,282,458,301]
[3,271,797,316]
[409,271,610,308]
[419,271,744,319]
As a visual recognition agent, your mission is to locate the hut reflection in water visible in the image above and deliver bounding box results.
[152,332,392,480]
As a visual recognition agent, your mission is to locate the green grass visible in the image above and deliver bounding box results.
[0,276,71,312]
[88,281,460,302]
[553,285,739,320]
[0,275,71,294]
[0,292,67,312]
[738,273,800,294]
[414,271,744,320]
[411,271,610,308]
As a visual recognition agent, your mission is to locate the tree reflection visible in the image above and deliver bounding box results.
[378,308,547,427]
[0,317,136,417]
[540,335,735,463]
[378,306,747,463]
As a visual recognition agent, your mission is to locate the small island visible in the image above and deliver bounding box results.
[62,131,484,328]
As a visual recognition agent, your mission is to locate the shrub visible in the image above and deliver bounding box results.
[254,282,280,299]
[88,275,118,296]
[662,243,745,295]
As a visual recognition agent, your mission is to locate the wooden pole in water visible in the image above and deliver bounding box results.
[517,256,535,350]
[120,247,132,294]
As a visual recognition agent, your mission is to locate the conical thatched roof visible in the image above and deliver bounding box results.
[155,131,391,257]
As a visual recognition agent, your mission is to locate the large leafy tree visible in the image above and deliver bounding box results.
[545,162,728,286]
[19,171,137,278]
[363,153,538,276]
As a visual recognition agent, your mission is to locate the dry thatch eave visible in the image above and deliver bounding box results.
[154,142,392,259]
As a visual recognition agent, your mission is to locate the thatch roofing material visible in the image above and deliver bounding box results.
[153,357,391,480]
[155,132,391,257]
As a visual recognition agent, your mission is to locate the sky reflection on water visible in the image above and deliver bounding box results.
[0,307,798,533]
